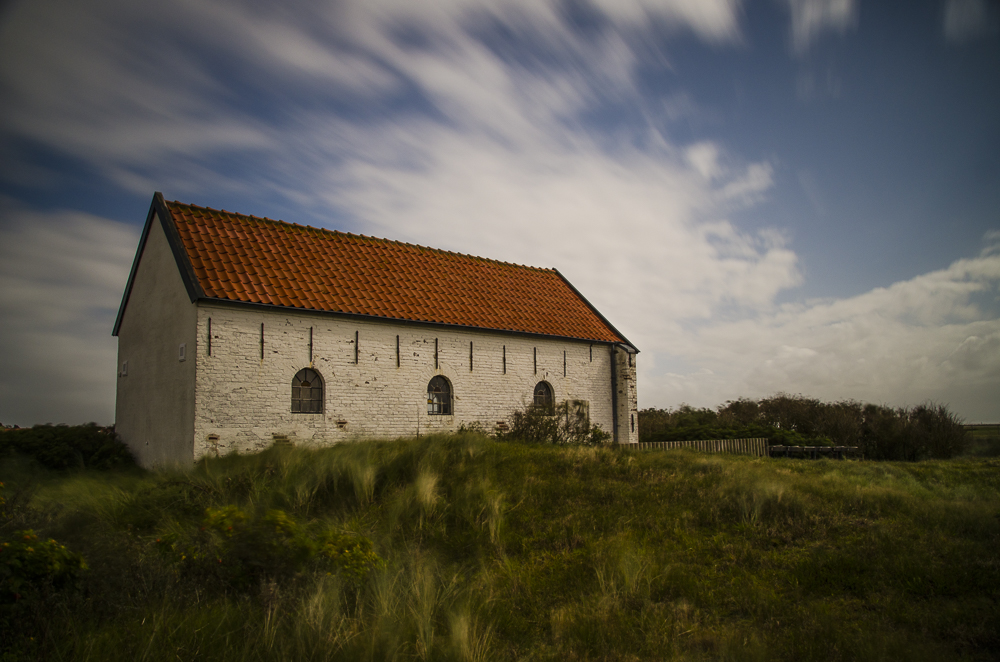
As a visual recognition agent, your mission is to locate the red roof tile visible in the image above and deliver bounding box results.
[162,199,628,344]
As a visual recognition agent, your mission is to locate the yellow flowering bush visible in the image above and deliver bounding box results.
[1,530,87,606]
[316,530,383,586]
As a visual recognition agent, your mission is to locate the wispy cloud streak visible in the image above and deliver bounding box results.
[783,0,857,54]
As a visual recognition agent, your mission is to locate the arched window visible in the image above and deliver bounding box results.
[427,376,452,415]
[292,368,323,413]
[533,381,554,415]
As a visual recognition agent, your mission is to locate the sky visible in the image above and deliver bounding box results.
[1,0,998,427]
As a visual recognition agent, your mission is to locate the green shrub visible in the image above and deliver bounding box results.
[156,506,383,591]
[0,424,135,470]
[638,405,719,440]
[1,530,87,606]
[1,529,88,651]
[859,402,968,461]
[0,530,87,656]
[496,402,611,445]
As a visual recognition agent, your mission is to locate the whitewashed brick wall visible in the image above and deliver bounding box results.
[193,303,627,459]
[614,346,639,445]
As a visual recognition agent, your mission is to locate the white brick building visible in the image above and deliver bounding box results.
[114,193,638,466]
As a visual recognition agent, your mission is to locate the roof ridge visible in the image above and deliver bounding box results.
[166,199,555,275]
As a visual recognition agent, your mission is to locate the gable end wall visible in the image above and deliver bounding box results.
[115,212,197,465]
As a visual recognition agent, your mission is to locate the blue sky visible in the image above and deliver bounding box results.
[1,0,998,426]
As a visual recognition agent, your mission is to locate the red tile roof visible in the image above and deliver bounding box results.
[148,196,629,344]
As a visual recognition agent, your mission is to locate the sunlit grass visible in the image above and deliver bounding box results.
[2,435,998,660]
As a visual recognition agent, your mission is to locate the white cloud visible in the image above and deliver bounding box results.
[783,0,857,54]
[944,0,992,42]
[983,229,1000,254]
[324,124,793,330]
[589,0,744,41]
[685,142,723,180]
[719,162,774,203]
[0,200,138,426]
[0,0,776,422]
[0,0,997,426]
[643,248,1000,421]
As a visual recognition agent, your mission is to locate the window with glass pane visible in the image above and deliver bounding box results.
[427,376,451,415]
[533,381,554,415]
[292,368,323,413]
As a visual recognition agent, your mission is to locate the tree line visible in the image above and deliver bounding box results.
[638,394,968,460]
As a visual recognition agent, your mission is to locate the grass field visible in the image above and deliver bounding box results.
[2,434,999,661]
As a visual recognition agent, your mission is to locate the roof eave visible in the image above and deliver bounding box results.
[196,297,623,346]
[156,194,205,303]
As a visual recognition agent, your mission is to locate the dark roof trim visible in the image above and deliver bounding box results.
[155,193,204,304]
[198,297,621,346]
[112,196,157,336]
[552,269,639,354]
[112,192,204,336]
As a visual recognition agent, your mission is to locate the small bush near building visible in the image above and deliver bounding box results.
[495,401,611,445]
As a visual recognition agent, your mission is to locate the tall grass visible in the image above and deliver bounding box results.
[2,434,998,660]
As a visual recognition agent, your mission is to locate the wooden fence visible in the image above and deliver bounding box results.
[631,438,768,457]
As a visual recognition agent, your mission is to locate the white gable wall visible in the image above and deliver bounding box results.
[115,213,198,466]
[193,302,626,458]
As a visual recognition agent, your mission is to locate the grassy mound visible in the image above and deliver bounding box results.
[2,435,998,660]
